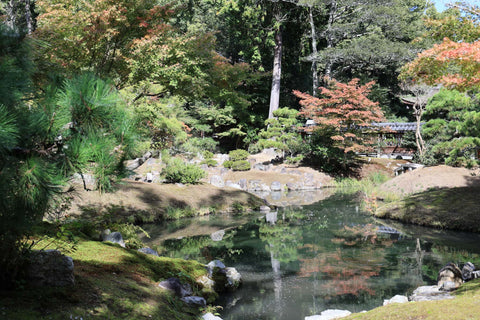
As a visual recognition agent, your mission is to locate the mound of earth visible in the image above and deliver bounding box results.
[64,182,264,222]
[380,165,480,196]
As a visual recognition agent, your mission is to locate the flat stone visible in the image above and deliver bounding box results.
[409,285,455,302]
[286,182,298,191]
[259,205,271,213]
[305,309,351,320]
[383,294,408,305]
[137,247,159,256]
[210,175,224,187]
[211,230,225,242]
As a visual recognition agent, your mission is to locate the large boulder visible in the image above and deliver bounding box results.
[158,277,193,297]
[438,262,463,289]
[102,231,125,248]
[206,260,242,292]
[27,250,75,287]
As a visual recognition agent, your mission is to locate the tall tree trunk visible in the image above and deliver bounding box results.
[309,6,319,96]
[5,0,17,31]
[268,25,283,119]
[324,0,337,79]
[24,0,33,34]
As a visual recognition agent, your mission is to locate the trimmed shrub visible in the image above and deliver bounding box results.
[200,159,218,167]
[228,149,249,161]
[203,150,214,159]
[223,160,233,169]
[162,158,206,184]
[230,160,251,171]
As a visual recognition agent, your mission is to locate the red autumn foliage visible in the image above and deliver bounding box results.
[400,38,480,91]
[293,78,385,153]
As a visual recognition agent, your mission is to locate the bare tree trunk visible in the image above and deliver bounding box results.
[324,0,337,79]
[5,0,17,31]
[268,25,283,119]
[308,6,319,96]
[24,0,33,34]
[414,104,426,155]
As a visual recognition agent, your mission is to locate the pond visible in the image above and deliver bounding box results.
[141,193,480,320]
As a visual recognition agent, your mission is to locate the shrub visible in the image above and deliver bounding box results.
[228,149,249,161]
[203,150,214,159]
[162,158,206,184]
[223,160,233,169]
[200,159,218,167]
[230,160,251,171]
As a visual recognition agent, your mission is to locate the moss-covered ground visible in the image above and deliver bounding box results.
[374,186,480,232]
[0,239,211,320]
[345,279,480,320]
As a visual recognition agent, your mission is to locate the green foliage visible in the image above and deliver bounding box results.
[419,89,480,167]
[200,159,218,167]
[181,137,218,155]
[228,149,249,161]
[223,160,233,169]
[109,223,150,249]
[162,158,206,184]
[253,107,305,160]
[132,95,188,150]
[229,160,251,171]
[202,150,214,160]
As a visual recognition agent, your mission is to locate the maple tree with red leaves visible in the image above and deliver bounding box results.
[400,38,480,91]
[293,78,385,154]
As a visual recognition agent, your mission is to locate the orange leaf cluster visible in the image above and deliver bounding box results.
[400,38,480,91]
[293,78,385,153]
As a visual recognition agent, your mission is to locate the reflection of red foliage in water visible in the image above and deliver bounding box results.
[299,246,381,297]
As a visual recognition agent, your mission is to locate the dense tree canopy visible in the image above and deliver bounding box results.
[2,0,480,287]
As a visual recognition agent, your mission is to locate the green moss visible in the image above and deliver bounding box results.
[375,186,480,232]
[0,240,208,320]
[345,279,480,320]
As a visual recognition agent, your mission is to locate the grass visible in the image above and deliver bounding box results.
[374,186,480,232]
[335,172,399,212]
[0,239,211,320]
[344,279,480,320]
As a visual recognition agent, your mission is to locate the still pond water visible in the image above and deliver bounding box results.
[142,193,480,320]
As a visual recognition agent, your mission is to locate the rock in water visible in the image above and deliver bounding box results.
[27,250,75,287]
